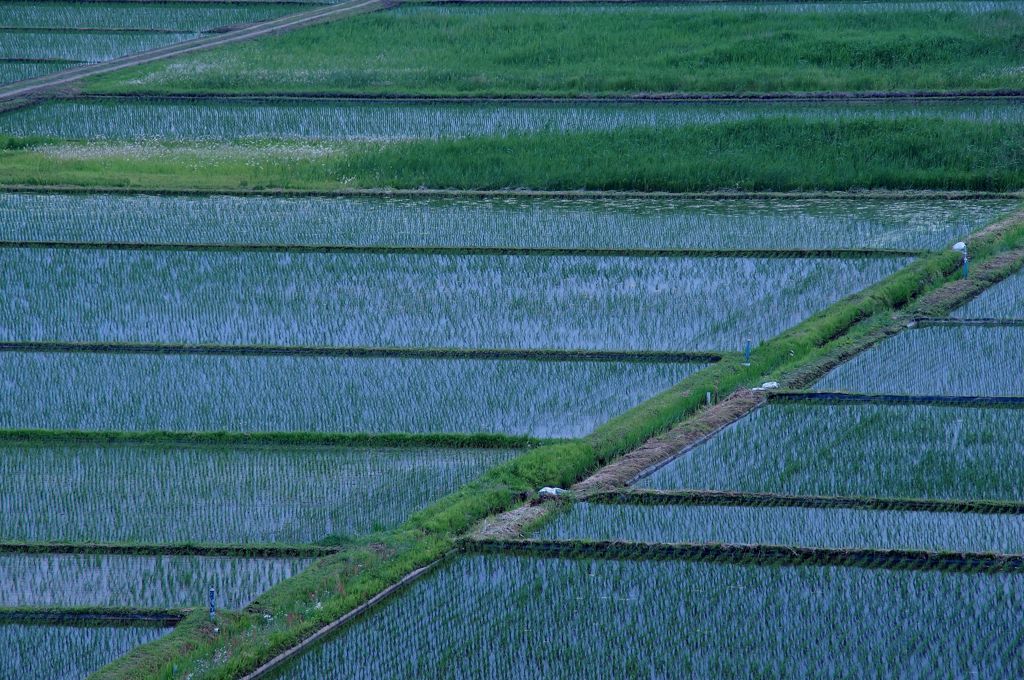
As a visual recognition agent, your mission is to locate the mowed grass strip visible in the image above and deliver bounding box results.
[83,5,1024,96]
[3,118,1024,191]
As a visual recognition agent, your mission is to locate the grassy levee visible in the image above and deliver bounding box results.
[0,605,188,626]
[81,6,1024,96]
[93,211,1023,678]
[2,118,1024,192]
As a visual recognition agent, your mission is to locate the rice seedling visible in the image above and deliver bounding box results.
[640,403,1024,500]
[1,192,1009,252]
[0,2,309,32]
[953,271,1024,318]
[5,99,1024,143]
[0,444,520,543]
[0,61,65,86]
[268,554,1024,678]
[85,5,1024,95]
[0,553,312,609]
[537,503,1024,553]
[0,249,908,350]
[0,30,191,62]
[0,352,700,437]
[0,623,167,680]
[815,326,1024,395]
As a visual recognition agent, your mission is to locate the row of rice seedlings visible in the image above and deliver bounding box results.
[0,444,520,544]
[953,270,1024,318]
[640,403,1024,500]
[814,326,1024,396]
[1,353,702,439]
[269,554,1024,678]
[0,30,191,62]
[537,503,1024,554]
[1,623,168,680]
[0,249,908,350]
[0,553,312,609]
[4,99,1023,142]
[0,2,308,32]
[0,60,65,85]
[1,191,1010,252]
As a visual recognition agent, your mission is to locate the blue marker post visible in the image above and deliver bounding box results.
[209,588,216,622]
[953,242,968,280]
[743,338,752,367]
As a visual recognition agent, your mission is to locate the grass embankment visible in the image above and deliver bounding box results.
[82,5,1024,96]
[95,212,1024,679]
[2,118,1024,192]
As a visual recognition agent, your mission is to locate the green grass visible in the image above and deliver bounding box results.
[84,4,1024,96]
[2,118,1024,192]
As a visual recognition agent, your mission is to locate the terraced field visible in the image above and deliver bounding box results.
[0,0,1021,677]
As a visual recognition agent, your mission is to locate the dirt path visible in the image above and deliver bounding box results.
[0,0,389,104]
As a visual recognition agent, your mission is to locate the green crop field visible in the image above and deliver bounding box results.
[0,192,1013,252]
[0,443,520,542]
[0,31,191,62]
[0,248,906,349]
[269,555,1024,678]
[85,4,1024,96]
[6,98,1024,142]
[1,624,169,679]
[0,61,64,85]
[640,403,1024,499]
[815,326,1024,395]
[0,2,311,31]
[0,553,311,609]
[954,271,1024,318]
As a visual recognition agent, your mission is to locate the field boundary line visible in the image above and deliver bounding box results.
[463,538,1024,574]
[1,185,1019,200]
[0,541,337,558]
[240,557,447,679]
[0,58,88,65]
[0,340,721,364]
[0,0,390,104]
[912,316,1024,328]
[0,606,188,626]
[767,391,1024,407]
[583,490,1024,515]
[62,89,1024,103]
[0,240,922,259]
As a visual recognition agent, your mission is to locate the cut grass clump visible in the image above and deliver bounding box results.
[640,402,1024,500]
[84,5,1024,95]
[266,554,1024,678]
[537,503,1024,553]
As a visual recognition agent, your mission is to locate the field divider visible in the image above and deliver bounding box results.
[581,489,1024,515]
[0,58,89,65]
[0,606,188,626]
[462,537,1024,574]
[0,239,922,259]
[912,316,1024,328]
[0,541,338,558]
[767,391,1024,408]
[0,340,721,364]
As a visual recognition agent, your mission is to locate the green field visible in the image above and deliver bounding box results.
[0,248,906,350]
[85,4,1024,96]
[0,444,520,543]
[0,553,311,609]
[640,403,1024,499]
[1,623,168,679]
[269,554,1024,678]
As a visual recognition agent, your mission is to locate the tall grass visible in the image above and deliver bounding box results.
[1,623,167,680]
[815,326,1024,395]
[85,5,1024,95]
[269,555,1024,678]
[538,503,1024,553]
[1,192,1011,251]
[0,249,907,350]
[0,553,311,609]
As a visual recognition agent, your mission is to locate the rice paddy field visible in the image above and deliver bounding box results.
[0,248,907,349]
[815,326,1024,395]
[0,352,702,437]
[0,553,312,609]
[953,271,1024,318]
[6,98,1024,142]
[268,554,1024,679]
[1,623,169,680]
[1,192,1010,252]
[640,402,1024,500]
[0,443,520,543]
[538,503,1024,553]
[2,0,1023,676]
